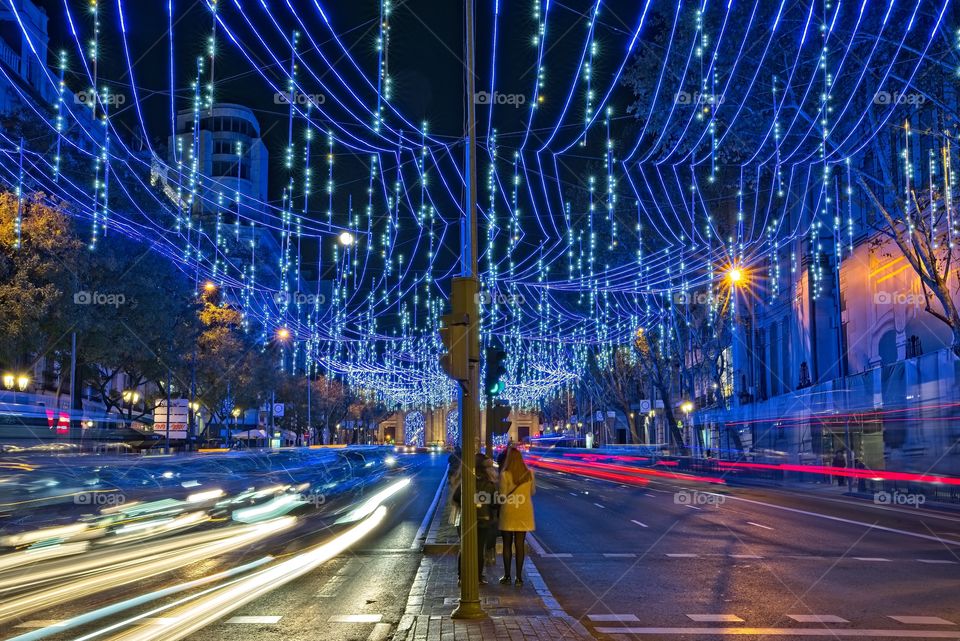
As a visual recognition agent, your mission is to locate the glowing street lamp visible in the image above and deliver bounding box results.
[2,374,15,390]
[122,390,140,404]
[681,401,694,414]
[727,267,744,285]
[276,327,291,341]
[338,231,355,246]
[3,374,31,392]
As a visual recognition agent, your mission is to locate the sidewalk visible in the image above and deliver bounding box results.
[398,485,594,641]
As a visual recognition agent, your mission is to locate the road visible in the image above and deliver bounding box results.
[529,467,960,640]
[0,451,448,641]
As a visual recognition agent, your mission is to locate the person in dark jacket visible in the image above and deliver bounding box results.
[832,448,847,485]
[475,455,499,584]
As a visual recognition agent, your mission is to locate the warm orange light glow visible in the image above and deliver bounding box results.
[728,267,744,284]
[203,281,217,293]
[277,328,291,341]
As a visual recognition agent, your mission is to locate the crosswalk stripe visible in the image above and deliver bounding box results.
[665,553,698,558]
[603,553,636,558]
[631,520,648,527]
[329,614,383,623]
[541,552,573,558]
[854,557,891,562]
[731,554,763,559]
[917,559,957,564]
[788,615,849,623]
[746,521,773,530]
[592,627,960,637]
[587,614,640,622]
[888,616,957,625]
[226,616,282,624]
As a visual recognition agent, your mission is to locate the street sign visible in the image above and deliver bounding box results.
[632,400,652,412]
[153,400,189,440]
[273,403,285,417]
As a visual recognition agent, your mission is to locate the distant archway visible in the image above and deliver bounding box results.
[404,411,425,447]
[446,409,460,446]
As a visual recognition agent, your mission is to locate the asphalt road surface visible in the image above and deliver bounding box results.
[529,468,960,640]
[1,451,448,641]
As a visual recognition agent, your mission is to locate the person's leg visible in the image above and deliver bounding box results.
[500,531,513,583]
[514,531,527,584]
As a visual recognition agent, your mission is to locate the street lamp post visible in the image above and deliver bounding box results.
[231,407,241,449]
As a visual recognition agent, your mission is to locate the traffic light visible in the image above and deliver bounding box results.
[487,401,511,436]
[439,313,469,382]
[484,347,506,396]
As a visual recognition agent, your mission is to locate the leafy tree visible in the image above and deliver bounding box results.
[0,193,80,370]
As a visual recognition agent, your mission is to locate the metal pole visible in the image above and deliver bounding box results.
[69,331,78,444]
[452,0,485,620]
[845,418,853,493]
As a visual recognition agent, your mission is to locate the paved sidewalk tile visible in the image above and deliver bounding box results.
[399,484,595,640]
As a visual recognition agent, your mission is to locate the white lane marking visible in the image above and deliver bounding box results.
[541,553,573,558]
[888,616,957,625]
[603,553,637,558]
[15,621,66,629]
[854,557,891,562]
[594,503,606,509]
[569,492,578,497]
[226,616,283,624]
[788,615,849,623]
[722,495,960,547]
[746,521,773,530]
[631,520,649,528]
[917,559,957,564]
[666,553,698,558]
[684,505,701,510]
[587,614,640,622]
[329,614,383,623]
[646,493,657,497]
[687,614,745,623]
[731,554,763,559]
[593,627,960,637]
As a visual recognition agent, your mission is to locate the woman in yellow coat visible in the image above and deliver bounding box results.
[498,447,535,586]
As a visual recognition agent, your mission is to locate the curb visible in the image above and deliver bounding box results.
[421,473,458,554]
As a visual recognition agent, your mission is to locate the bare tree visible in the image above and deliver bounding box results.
[858,175,960,358]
